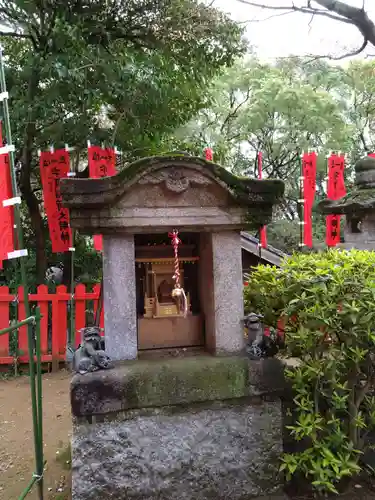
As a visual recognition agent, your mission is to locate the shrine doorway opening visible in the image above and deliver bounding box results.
[135,232,204,350]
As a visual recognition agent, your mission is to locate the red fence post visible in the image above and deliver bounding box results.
[0,283,105,367]
[57,285,68,358]
[35,284,49,356]
[0,286,12,363]
[17,286,28,362]
[74,284,87,347]
[93,283,104,334]
[50,285,69,370]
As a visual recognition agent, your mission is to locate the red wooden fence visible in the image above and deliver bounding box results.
[0,284,104,365]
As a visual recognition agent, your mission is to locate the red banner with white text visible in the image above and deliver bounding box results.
[40,150,72,253]
[0,151,14,268]
[257,152,267,249]
[302,152,317,248]
[88,146,116,251]
[326,153,346,247]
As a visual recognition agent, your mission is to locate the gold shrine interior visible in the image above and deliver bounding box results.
[135,233,203,350]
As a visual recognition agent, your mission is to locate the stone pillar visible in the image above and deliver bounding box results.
[200,231,244,355]
[198,233,215,351]
[103,235,137,360]
[212,231,244,354]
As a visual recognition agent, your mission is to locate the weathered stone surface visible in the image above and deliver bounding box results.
[212,231,244,354]
[248,358,286,396]
[60,155,284,233]
[102,234,137,361]
[71,355,249,418]
[72,400,282,500]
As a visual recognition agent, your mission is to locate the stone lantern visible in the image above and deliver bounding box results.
[319,156,375,249]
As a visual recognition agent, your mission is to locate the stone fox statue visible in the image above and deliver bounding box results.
[72,326,113,375]
[244,313,280,359]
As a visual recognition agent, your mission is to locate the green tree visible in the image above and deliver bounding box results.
[173,56,350,250]
[245,250,375,494]
[0,0,245,283]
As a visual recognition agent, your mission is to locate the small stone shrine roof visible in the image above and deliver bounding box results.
[319,156,375,216]
[60,154,284,229]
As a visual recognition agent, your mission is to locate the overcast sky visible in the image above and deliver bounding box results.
[211,0,375,62]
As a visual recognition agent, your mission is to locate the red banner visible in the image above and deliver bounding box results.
[257,151,267,249]
[326,154,346,247]
[40,150,72,253]
[204,147,213,161]
[302,152,317,248]
[88,146,116,251]
[0,152,14,268]
[368,153,375,158]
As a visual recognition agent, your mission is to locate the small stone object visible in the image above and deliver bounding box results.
[244,313,280,359]
[245,313,264,358]
[72,326,113,375]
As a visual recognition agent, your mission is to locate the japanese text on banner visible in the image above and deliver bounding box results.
[40,150,72,253]
[88,146,116,251]
[88,146,116,179]
[326,154,346,247]
[302,152,317,248]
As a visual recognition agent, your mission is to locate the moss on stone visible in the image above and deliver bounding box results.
[116,155,284,203]
[319,188,375,215]
[71,356,250,417]
[114,155,284,229]
[355,156,375,173]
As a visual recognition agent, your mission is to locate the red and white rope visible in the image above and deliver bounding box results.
[169,230,181,288]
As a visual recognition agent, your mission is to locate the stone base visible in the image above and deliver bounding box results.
[72,399,282,500]
[70,355,285,500]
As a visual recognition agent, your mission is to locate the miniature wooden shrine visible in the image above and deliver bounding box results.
[135,233,202,350]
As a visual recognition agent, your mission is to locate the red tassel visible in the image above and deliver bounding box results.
[204,147,213,161]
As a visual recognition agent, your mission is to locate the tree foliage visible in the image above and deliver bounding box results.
[245,249,375,494]
[0,0,245,284]
[173,55,375,252]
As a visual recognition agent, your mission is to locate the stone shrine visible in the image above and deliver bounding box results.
[60,154,285,500]
[320,156,375,249]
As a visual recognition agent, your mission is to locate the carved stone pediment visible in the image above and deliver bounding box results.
[60,155,284,232]
[138,168,211,193]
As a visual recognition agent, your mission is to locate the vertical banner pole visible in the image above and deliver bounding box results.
[257,151,267,254]
[66,144,76,347]
[299,153,304,250]
[0,48,44,498]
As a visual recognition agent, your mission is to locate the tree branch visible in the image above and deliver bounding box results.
[0,30,31,39]
[305,37,369,62]
[236,1,375,50]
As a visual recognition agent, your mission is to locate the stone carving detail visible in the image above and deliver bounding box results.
[138,168,212,193]
[72,326,113,375]
[244,312,281,359]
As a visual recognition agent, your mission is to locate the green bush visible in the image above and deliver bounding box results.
[244,249,375,494]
